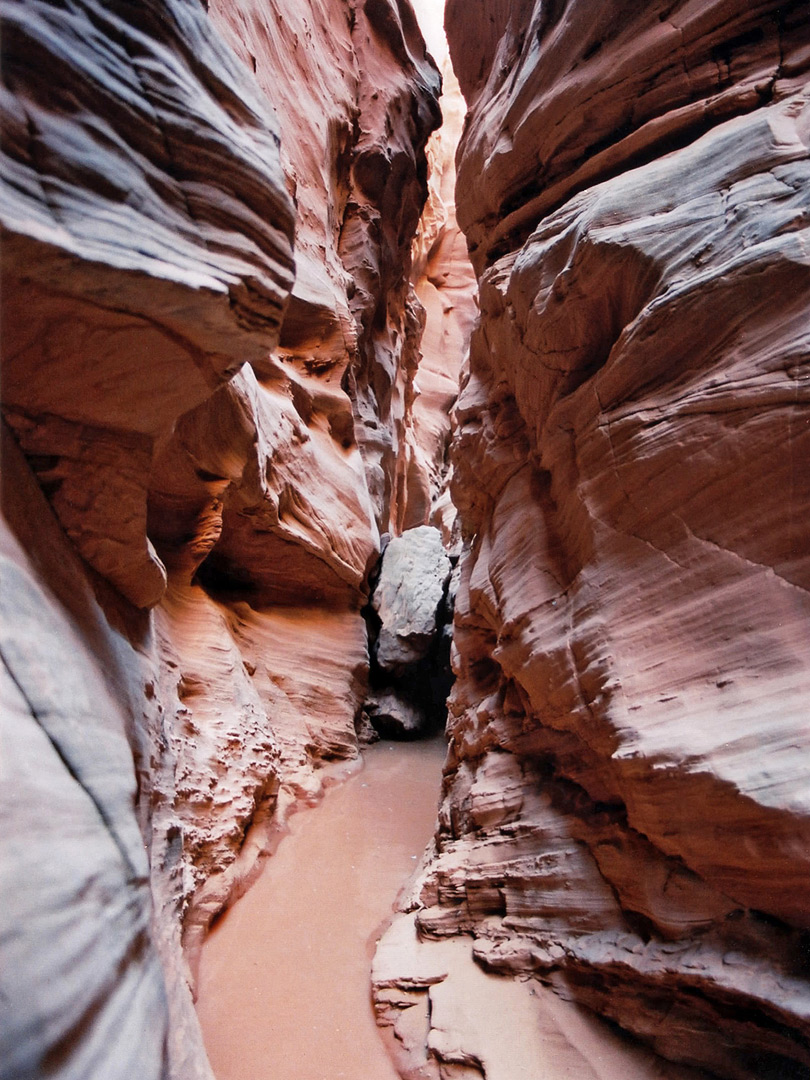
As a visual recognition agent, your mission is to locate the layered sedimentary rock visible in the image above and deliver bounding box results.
[378,3,810,1078]
[0,427,171,1080]
[1,0,296,609]
[398,11,478,538]
[0,1,444,1077]
[209,0,441,536]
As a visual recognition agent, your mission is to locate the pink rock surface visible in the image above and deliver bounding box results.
[397,27,479,539]
[1,0,296,609]
[0,424,178,1080]
[210,0,443,539]
[377,2,810,1078]
[1,1,446,1077]
[448,0,810,274]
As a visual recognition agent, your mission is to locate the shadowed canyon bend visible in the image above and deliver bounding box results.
[1,2,809,1079]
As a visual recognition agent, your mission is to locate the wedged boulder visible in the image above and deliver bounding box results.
[372,525,452,675]
[365,525,455,740]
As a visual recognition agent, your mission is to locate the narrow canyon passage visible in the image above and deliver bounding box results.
[3,2,809,1079]
[195,736,447,1080]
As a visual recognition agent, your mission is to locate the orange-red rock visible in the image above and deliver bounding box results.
[397,14,478,539]
[378,2,810,1078]
[1,2,445,1078]
[1,0,296,610]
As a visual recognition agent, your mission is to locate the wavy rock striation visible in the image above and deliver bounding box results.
[399,15,478,540]
[0,1,445,1077]
[209,0,442,538]
[376,2,810,1079]
[0,427,171,1080]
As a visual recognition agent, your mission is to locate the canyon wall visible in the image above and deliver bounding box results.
[379,2,810,1078]
[0,1,451,1076]
[402,30,478,542]
[7,1,806,1078]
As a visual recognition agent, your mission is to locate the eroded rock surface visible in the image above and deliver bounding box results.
[365,525,454,739]
[0,1,447,1077]
[377,3,810,1079]
[0,429,171,1080]
[373,525,451,674]
[1,0,296,609]
[209,0,442,540]
[398,8,478,540]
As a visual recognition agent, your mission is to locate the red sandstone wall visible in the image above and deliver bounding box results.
[403,2,810,1077]
[400,50,478,542]
[0,2,443,1077]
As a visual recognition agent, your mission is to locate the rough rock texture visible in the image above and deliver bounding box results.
[374,525,452,674]
[0,427,171,1080]
[373,912,706,1080]
[365,525,453,739]
[365,687,427,739]
[209,0,441,538]
[376,3,810,1079]
[0,0,296,609]
[398,7,479,540]
[0,1,444,1077]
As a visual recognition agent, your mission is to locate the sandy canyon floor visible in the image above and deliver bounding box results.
[195,737,447,1079]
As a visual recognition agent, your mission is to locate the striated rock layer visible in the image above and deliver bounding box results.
[0,1,446,1077]
[399,10,478,540]
[208,0,441,537]
[377,3,810,1079]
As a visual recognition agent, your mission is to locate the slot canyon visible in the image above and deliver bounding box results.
[1,0,809,1078]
